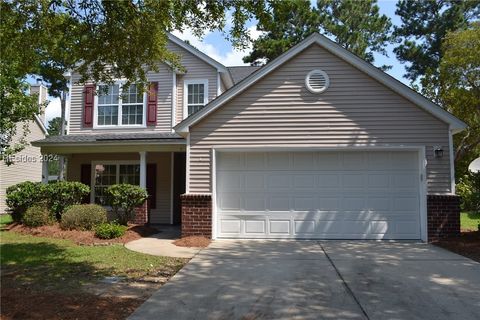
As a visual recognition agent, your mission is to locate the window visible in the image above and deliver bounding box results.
[96,83,145,127]
[184,80,208,118]
[93,163,140,205]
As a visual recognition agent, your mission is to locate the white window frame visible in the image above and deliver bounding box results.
[90,160,140,204]
[183,79,208,119]
[93,82,147,129]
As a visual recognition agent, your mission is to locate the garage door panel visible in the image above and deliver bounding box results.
[245,220,266,234]
[218,172,243,190]
[342,174,365,187]
[216,151,421,239]
[317,174,340,187]
[343,152,366,170]
[270,220,290,234]
[219,219,241,234]
[245,174,265,189]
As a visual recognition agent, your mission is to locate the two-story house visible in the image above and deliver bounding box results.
[34,33,466,242]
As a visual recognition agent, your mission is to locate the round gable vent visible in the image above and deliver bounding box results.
[305,69,329,93]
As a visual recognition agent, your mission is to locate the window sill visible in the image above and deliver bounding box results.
[92,125,147,130]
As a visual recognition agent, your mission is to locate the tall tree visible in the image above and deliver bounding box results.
[243,0,318,65]
[394,0,480,87]
[47,117,67,136]
[1,0,266,161]
[243,0,392,66]
[316,0,392,66]
[428,24,480,176]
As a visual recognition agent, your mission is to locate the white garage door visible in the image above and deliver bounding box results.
[215,151,421,239]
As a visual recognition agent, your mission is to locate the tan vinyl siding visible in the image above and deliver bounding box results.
[169,41,218,124]
[188,44,452,195]
[67,152,172,224]
[69,40,219,134]
[0,121,45,213]
[68,68,173,134]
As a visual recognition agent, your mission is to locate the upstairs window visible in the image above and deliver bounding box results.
[96,83,145,127]
[184,80,208,118]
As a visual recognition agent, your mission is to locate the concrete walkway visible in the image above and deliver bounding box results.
[125,226,201,258]
[129,240,480,320]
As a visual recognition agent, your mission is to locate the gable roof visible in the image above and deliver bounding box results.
[228,66,262,84]
[175,33,466,134]
[168,33,234,88]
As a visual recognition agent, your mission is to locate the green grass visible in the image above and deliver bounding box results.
[0,214,13,228]
[1,231,186,290]
[461,211,480,231]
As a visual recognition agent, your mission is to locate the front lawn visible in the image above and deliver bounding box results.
[1,230,187,319]
[461,211,480,231]
[0,214,13,228]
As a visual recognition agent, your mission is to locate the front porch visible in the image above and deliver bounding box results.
[32,133,186,225]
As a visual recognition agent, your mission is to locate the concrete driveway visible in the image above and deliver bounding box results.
[129,241,480,320]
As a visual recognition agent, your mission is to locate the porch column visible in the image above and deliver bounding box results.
[139,151,146,189]
[41,157,48,184]
[133,151,148,224]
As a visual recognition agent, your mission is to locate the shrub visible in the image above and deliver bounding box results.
[22,204,54,227]
[457,172,480,211]
[6,181,47,222]
[106,184,148,225]
[94,222,128,239]
[60,204,107,231]
[46,181,90,219]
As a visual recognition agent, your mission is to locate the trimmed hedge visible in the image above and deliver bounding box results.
[6,181,90,223]
[6,182,47,222]
[47,181,90,218]
[94,222,127,239]
[22,204,55,227]
[60,204,107,231]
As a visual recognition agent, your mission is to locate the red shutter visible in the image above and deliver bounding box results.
[147,82,158,126]
[83,85,95,127]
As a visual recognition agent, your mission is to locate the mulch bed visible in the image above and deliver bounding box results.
[173,236,211,248]
[1,286,142,320]
[433,231,480,263]
[5,223,158,245]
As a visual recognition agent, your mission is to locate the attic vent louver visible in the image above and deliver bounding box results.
[306,69,329,93]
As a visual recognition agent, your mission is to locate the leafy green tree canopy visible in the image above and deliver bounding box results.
[244,0,392,66]
[394,0,480,84]
[1,0,266,159]
[434,23,480,175]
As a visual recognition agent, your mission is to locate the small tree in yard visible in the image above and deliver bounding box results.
[106,184,148,225]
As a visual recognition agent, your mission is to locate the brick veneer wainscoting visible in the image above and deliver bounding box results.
[427,195,460,241]
[181,194,212,238]
[132,200,149,225]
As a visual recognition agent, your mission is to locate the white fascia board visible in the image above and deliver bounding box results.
[175,33,467,134]
[34,115,48,135]
[167,33,229,73]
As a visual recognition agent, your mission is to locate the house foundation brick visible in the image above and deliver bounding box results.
[132,200,148,224]
[427,195,460,241]
[181,194,212,238]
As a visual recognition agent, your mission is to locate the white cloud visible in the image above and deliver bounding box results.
[172,25,263,66]
[45,97,61,126]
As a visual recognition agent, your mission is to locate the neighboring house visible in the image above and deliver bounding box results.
[33,33,466,242]
[1,84,48,214]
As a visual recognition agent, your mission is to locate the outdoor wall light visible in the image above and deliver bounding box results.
[434,146,444,158]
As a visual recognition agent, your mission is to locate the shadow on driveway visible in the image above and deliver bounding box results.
[129,240,480,320]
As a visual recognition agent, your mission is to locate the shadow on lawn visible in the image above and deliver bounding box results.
[1,242,113,291]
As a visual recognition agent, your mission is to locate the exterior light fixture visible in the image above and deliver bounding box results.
[434,146,444,158]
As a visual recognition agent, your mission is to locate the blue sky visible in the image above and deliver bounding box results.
[46,0,408,124]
